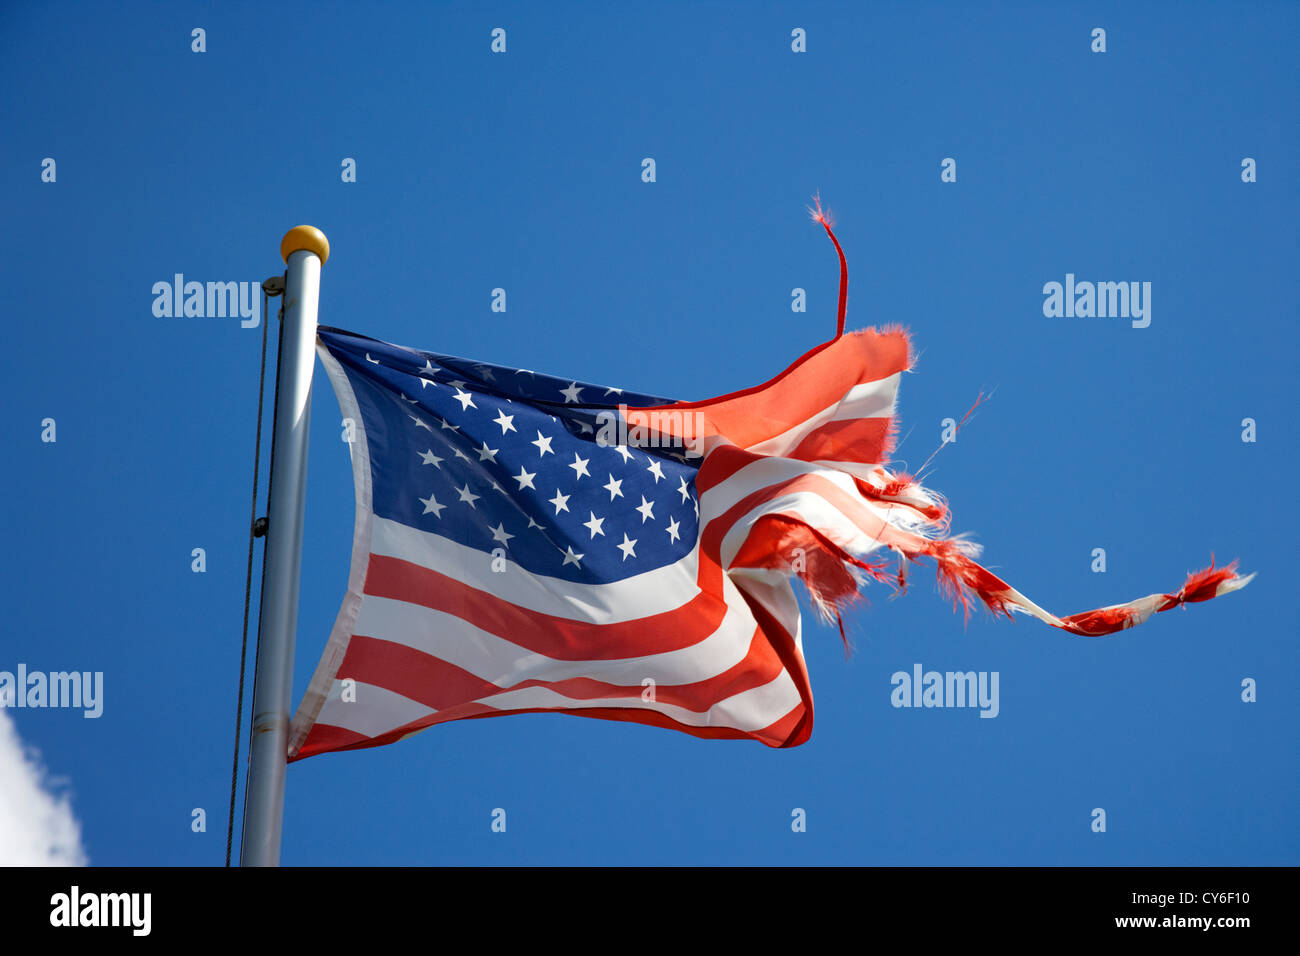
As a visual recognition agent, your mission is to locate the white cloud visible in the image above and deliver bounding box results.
[0,709,87,866]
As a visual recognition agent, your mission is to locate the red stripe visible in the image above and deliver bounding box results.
[789,417,892,465]
[294,695,806,759]
[627,328,910,450]
[335,626,790,715]
[705,466,932,561]
[695,442,765,494]
[290,723,371,761]
[363,554,728,660]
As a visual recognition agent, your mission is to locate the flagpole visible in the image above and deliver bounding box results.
[240,225,329,867]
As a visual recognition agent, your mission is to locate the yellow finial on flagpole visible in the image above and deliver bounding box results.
[280,225,330,265]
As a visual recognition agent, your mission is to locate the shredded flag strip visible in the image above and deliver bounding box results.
[287,209,1252,757]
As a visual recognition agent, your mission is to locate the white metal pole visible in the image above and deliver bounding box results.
[240,226,329,866]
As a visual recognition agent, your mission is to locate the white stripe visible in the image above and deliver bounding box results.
[716,489,901,570]
[727,567,803,648]
[352,568,762,688]
[313,659,802,741]
[315,680,434,739]
[703,455,937,521]
[703,456,900,539]
[1217,572,1256,595]
[370,516,702,623]
[745,373,899,457]
[703,457,941,545]
[702,455,860,518]
[467,669,802,733]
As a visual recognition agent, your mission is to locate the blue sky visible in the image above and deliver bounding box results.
[1,0,1295,865]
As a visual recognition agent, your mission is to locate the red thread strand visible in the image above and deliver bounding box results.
[810,195,848,338]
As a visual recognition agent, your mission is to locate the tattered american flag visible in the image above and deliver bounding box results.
[288,213,1252,759]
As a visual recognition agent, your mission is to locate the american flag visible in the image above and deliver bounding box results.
[288,219,1252,760]
[289,324,832,756]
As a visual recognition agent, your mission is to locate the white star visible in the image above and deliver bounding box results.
[452,388,476,411]
[561,546,584,568]
[616,533,638,561]
[447,380,467,390]
[439,418,459,432]
[490,480,505,494]
[419,493,446,518]
[410,415,434,432]
[457,483,480,509]
[419,377,437,389]
[477,441,499,463]
[419,450,444,468]
[604,386,623,397]
[532,431,554,457]
[560,382,584,403]
[603,474,624,501]
[646,459,665,483]
[677,475,692,504]
[583,511,606,539]
[493,410,516,434]
[665,517,682,543]
[490,523,515,547]
[454,448,472,462]
[513,466,536,490]
[399,394,418,404]
[548,489,571,515]
[527,516,545,530]
[419,359,438,377]
[635,496,655,523]
[568,453,591,480]
[366,352,381,365]
[613,444,635,464]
